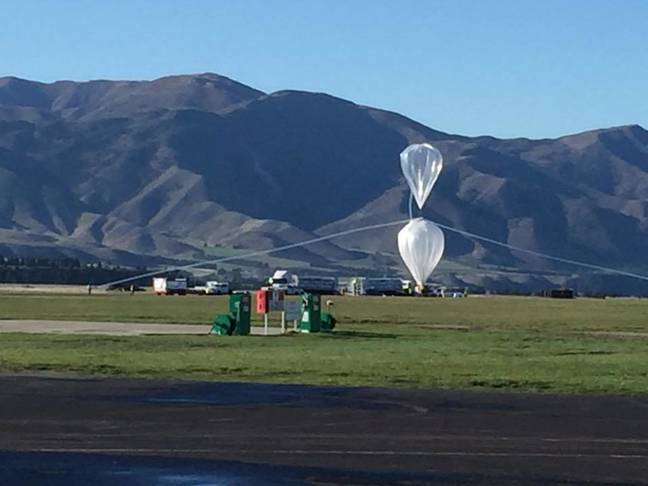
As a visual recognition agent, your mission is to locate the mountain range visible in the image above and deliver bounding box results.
[1,73,647,293]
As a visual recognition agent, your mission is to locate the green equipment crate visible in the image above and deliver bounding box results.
[211,314,235,336]
[299,293,321,333]
[211,292,251,336]
[320,312,336,332]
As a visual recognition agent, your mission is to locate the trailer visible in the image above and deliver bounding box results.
[364,277,405,296]
[153,277,187,296]
[295,275,338,294]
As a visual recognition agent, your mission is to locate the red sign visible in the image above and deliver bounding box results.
[256,289,268,314]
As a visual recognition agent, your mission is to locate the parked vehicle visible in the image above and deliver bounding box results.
[422,286,468,298]
[422,285,446,297]
[153,277,187,295]
[445,287,468,298]
[364,277,405,296]
[204,281,230,295]
[191,281,230,295]
[295,275,338,294]
[267,270,291,293]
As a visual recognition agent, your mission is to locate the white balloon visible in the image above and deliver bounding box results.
[400,143,443,210]
[398,218,445,288]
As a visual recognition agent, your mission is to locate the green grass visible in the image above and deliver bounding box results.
[1,294,647,394]
[0,293,229,324]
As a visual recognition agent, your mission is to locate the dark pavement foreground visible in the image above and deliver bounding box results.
[1,375,647,484]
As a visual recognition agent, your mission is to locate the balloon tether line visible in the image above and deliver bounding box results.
[429,220,648,282]
[99,219,411,288]
[100,215,648,288]
[100,182,648,288]
[107,144,645,289]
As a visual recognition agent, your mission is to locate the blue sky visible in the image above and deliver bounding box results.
[2,0,647,138]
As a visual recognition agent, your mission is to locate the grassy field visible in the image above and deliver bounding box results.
[1,293,647,394]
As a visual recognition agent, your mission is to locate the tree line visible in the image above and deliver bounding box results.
[0,256,147,285]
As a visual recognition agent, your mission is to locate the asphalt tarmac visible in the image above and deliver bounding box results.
[1,375,647,485]
[0,320,283,335]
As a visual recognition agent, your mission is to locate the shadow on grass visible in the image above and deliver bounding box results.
[553,350,617,356]
[318,330,399,339]
[470,378,553,390]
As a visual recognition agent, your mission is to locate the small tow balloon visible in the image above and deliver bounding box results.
[397,218,445,288]
[400,143,443,210]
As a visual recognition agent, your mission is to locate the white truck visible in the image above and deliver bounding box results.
[187,281,231,295]
[266,270,302,295]
[203,281,230,295]
[153,277,188,296]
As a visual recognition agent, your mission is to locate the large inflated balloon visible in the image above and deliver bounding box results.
[400,143,443,210]
[398,218,445,288]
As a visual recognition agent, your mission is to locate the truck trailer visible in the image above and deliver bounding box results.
[153,277,188,296]
[364,277,405,296]
[295,275,338,294]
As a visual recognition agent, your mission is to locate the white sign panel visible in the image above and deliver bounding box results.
[284,300,302,321]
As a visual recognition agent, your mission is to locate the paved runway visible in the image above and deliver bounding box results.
[1,375,647,484]
[3,319,641,339]
[0,319,282,335]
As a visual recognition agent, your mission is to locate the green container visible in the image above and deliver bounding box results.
[320,312,336,332]
[211,292,251,336]
[299,293,321,333]
[230,292,251,336]
[211,314,234,335]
